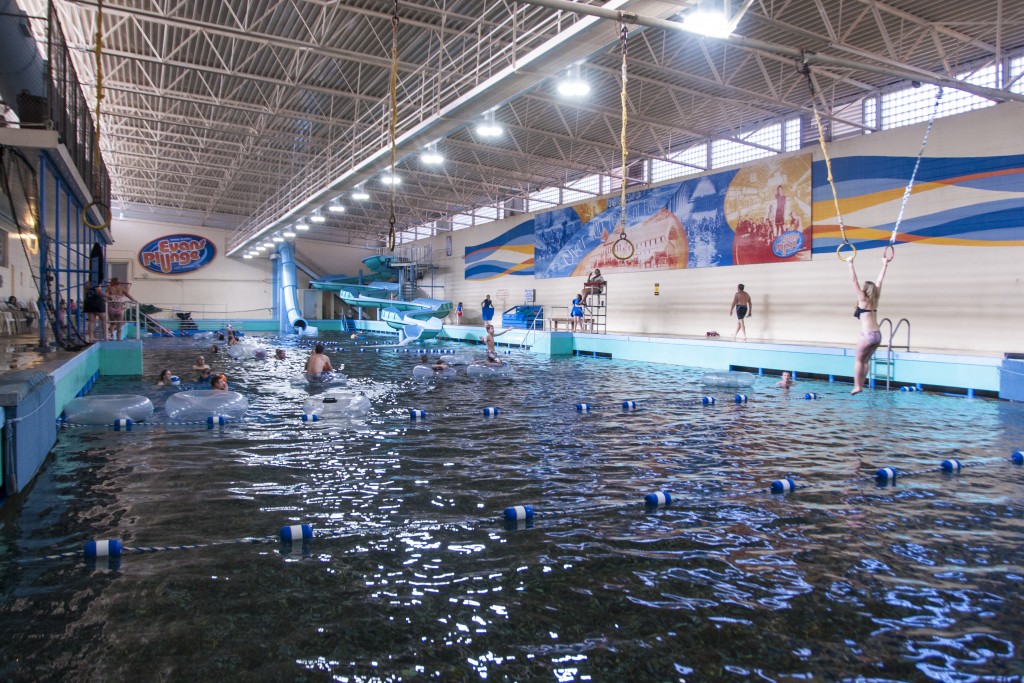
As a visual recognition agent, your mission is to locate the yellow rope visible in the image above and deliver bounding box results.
[387,0,399,252]
[83,0,111,230]
[801,60,853,260]
[612,17,634,261]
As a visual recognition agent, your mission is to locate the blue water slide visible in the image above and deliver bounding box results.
[276,242,317,336]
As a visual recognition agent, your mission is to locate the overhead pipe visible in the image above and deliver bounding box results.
[519,0,1024,105]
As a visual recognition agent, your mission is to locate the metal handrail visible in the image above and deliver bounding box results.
[876,317,911,390]
[521,310,543,348]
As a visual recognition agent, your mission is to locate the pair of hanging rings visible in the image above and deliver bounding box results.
[836,242,896,262]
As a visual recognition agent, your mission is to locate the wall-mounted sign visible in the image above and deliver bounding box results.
[138,234,216,275]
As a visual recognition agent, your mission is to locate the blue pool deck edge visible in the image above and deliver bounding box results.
[430,324,1009,398]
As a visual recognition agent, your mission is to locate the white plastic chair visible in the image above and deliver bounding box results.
[0,312,16,336]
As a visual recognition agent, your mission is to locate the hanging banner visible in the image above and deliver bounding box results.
[138,234,216,275]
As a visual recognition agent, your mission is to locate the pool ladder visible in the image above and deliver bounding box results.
[871,317,911,390]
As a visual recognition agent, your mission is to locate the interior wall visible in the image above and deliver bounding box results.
[104,218,274,320]
[426,103,1024,355]
[1,224,43,306]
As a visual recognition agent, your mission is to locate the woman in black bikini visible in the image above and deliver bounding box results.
[849,255,890,395]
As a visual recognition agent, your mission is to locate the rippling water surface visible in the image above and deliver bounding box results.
[2,333,1023,681]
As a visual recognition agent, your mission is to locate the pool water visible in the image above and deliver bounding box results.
[2,333,1023,681]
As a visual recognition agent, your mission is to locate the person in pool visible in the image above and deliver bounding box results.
[776,371,796,388]
[155,369,177,387]
[275,348,287,360]
[849,255,890,395]
[197,367,213,383]
[192,355,210,371]
[305,343,334,377]
[210,373,229,391]
[420,354,450,372]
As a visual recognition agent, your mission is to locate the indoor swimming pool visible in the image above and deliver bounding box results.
[1,332,1022,681]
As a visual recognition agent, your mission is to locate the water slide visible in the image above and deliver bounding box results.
[309,256,453,341]
[277,242,318,336]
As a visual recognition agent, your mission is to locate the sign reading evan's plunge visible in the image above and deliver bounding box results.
[139,234,216,274]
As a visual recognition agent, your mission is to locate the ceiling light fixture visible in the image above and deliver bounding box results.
[262,240,274,248]
[421,141,444,165]
[475,109,503,137]
[352,184,370,200]
[328,199,346,213]
[381,172,401,185]
[310,210,326,223]
[272,234,284,243]
[283,229,297,238]
[295,221,309,230]
[557,63,591,98]
[681,1,732,38]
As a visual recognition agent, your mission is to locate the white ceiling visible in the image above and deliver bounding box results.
[20,0,1024,254]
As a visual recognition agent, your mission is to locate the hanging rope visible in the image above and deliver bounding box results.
[611,16,635,261]
[386,0,399,252]
[884,87,943,261]
[800,57,852,261]
[82,0,111,231]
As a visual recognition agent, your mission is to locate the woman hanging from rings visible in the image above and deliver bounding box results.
[848,254,890,395]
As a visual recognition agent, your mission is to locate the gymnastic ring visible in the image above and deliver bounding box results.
[836,242,856,262]
[82,201,112,230]
[387,225,396,252]
[612,234,635,261]
[882,244,895,262]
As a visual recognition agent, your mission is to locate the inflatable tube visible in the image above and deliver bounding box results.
[467,362,513,378]
[193,331,214,340]
[302,390,371,419]
[701,371,756,388]
[226,342,266,360]
[63,394,154,425]
[165,390,248,422]
[412,364,456,380]
[447,353,476,367]
[292,371,346,387]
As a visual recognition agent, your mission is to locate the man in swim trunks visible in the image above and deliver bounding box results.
[729,284,753,342]
[305,343,334,376]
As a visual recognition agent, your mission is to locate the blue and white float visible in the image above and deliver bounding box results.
[226,342,267,360]
[164,390,248,422]
[466,362,514,378]
[63,394,155,425]
[701,371,756,388]
[301,390,371,420]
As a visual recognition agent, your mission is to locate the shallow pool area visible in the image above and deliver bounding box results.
[2,332,1023,681]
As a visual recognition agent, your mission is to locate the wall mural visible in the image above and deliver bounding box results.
[465,155,812,280]
[811,154,1024,253]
